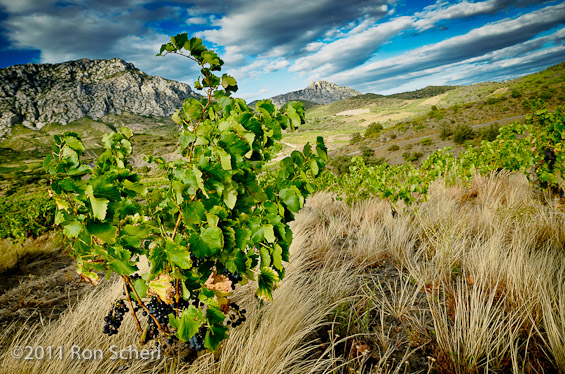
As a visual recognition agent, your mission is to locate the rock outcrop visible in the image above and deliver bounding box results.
[267,81,361,107]
[0,58,198,137]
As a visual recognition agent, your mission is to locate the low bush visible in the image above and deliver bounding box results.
[421,138,433,146]
[364,122,384,138]
[453,124,475,144]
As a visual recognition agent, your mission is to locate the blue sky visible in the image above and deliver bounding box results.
[0,0,563,101]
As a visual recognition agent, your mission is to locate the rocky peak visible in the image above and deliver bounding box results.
[0,58,198,137]
[268,81,361,107]
[307,81,340,89]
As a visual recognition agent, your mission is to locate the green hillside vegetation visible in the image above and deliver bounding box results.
[387,85,456,100]
[0,113,180,197]
[320,62,565,173]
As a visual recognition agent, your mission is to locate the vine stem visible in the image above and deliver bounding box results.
[124,276,168,333]
[122,275,142,333]
[171,212,182,239]
[175,278,180,318]
[171,194,196,240]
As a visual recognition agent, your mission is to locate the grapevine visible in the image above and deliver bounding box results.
[44,33,327,353]
[313,103,564,204]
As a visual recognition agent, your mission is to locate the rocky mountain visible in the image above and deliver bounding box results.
[257,81,361,108]
[0,58,198,137]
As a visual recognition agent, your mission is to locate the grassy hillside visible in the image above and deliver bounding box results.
[0,113,179,197]
[1,173,564,373]
[296,62,565,172]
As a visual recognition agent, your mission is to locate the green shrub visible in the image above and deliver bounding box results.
[402,152,423,162]
[511,89,522,98]
[364,122,384,137]
[360,145,374,160]
[479,123,500,141]
[330,155,353,176]
[387,144,400,152]
[540,90,553,101]
[453,124,475,144]
[439,121,453,140]
[350,132,362,145]
[428,106,443,120]
[421,138,433,146]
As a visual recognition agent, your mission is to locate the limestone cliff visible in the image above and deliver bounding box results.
[0,58,198,137]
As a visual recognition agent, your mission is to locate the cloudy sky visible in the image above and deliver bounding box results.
[0,0,563,101]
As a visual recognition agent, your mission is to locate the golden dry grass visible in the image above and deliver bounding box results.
[1,172,564,373]
[0,232,61,272]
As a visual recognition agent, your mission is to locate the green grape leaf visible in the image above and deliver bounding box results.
[122,224,152,239]
[206,306,226,325]
[180,132,196,148]
[63,220,83,238]
[87,222,118,244]
[182,200,206,226]
[256,267,280,301]
[204,324,229,351]
[234,227,251,249]
[173,305,204,342]
[223,185,237,209]
[272,243,283,270]
[192,165,209,198]
[165,239,192,269]
[64,136,85,153]
[119,127,133,139]
[217,147,232,170]
[279,188,300,212]
[260,246,271,267]
[190,227,224,258]
[123,180,146,196]
[130,277,147,301]
[263,224,276,243]
[172,110,182,125]
[108,258,137,275]
[86,185,109,221]
[309,159,319,176]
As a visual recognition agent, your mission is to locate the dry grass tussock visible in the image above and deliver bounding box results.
[2,172,564,373]
[0,232,61,273]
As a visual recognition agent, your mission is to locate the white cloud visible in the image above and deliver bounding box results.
[0,0,57,14]
[226,58,290,79]
[414,0,554,30]
[290,16,413,77]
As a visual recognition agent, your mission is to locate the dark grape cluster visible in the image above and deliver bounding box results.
[188,326,208,352]
[227,301,246,328]
[102,273,250,356]
[224,271,242,290]
[103,300,129,336]
[141,296,174,339]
